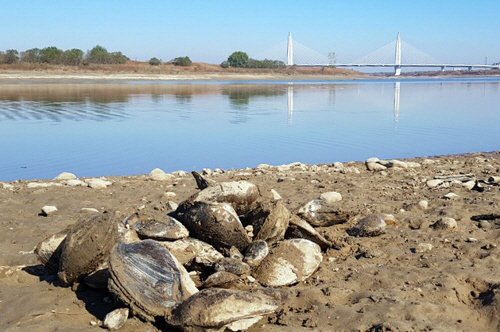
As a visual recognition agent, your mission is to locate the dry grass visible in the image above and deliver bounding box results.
[0,61,362,77]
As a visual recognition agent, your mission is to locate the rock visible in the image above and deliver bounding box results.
[488,176,500,183]
[164,191,177,198]
[108,240,198,322]
[34,230,68,273]
[86,178,112,189]
[427,179,444,188]
[285,215,332,250]
[1,182,14,190]
[432,217,457,230]
[41,205,58,216]
[149,168,174,181]
[167,288,284,331]
[246,200,290,244]
[54,172,77,180]
[416,243,433,253]
[422,159,436,165]
[462,180,476,190]
[418,200,429,210]
[27,182,63,188]
[295,199,352,227]
[58,211,119,286]
[243,240,269,267]
[406,162,421,168]
[158,238,224,267]
[173,201,250,252]
[202,271,240,289]
[66,179,86,187]
[319,191,342,204]
[442,192,460,200]
[349,214,386,237]
[270,189,282,201]
[81,208,99,213]
[389,160,408,168]
[366,157,380,163]
[126,212,189,241]
[214,258,251,276]
[191,181,260,215]
[191,171,217,189]
[366,162,387,171]
[103,308,129,331]
[254,239,322,287]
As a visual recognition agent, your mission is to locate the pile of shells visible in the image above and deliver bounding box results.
[34,172,378,331]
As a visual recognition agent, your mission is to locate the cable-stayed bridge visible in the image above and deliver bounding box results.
[254,33,500,76]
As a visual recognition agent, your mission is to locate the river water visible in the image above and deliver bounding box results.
[0,78,499,181]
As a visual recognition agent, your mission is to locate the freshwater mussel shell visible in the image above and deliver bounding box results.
[108,239,194,322]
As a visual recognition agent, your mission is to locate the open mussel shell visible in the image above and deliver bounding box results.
[108,239,198,322]
[246,200,290,244]
[58,211,119,286]
[126,211,189,241]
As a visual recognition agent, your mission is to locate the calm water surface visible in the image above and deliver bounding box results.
[0,78,499,181]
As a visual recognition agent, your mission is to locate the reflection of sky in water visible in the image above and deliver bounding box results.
[0,79,499,181]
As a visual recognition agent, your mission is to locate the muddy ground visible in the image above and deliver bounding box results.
[1,152,500,332]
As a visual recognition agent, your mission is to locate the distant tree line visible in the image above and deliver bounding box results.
[148,56,193,66]
[221,51,285,69]
[0,45,128,65]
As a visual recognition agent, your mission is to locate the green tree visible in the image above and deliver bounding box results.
[149,57,161,66]
[227,51,249,67]
[21,48,41,63]
[220,60,229,68]
[86,45,109,64]
[5,49,19,64]
[109,51,128,64]
[171,56,192,66]
[61,48,83,65]
[40,46,63,64]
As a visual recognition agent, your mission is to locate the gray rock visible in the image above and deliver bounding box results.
[366,162,387,171]
[418,200,429,210]
[54,172,77,180]
[350,214,386,237]
[86,178,112,189]
[173,201,250,252]
[108,240,198,322]
[427,179,444,188]
[103,308,129,331]
[254,239,322,287]
[246,200,290,244]
[270,189,282,201]
[41,205,58,216]
[285,215,332,250]
[149,168,174,181]
[244,240,269,267]
[432,217,457,230]
[66,179,86,187]
[319,191,342,204]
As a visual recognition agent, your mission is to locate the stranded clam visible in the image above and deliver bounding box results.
[295,199,353,227]
[285,215,332,250]
[246,200,290,244]
[158,238,224,267]
[167,288,286,332]
[191,180,261,215]
[243,240,269,267]
[254,239,322,287]
[349,214,387,237]
[108,239,198,322]
[126,211,189,241]
[173,201,251,252]
[58,211,119,286]
[34,227,69,274]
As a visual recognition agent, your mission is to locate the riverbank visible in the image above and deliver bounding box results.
[1,151,499,331]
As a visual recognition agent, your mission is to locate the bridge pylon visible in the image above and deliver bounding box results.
[395,32,402,76]
[287,32,293,66]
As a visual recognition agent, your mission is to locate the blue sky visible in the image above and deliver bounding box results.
[2,1,499,65]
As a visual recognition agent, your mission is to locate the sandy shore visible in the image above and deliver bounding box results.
[1,152,500,331]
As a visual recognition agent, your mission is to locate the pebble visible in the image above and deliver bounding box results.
[103,308,129,330]
[432,217,457,230]
[422,159,436,165]
[442,192,460,200]
[86,178,112,189]
[54,172,77,181]
[149,168,174,181]
[319,191,342,204]
[350,215,386,237]
[416,243,433,253]
[270,189,282,201]
[41,205,58,216]
[418,200,429,210]
[163,191,177,198]
[27,182,63,188]
[366,162,387,171]
[426,179,444,188]
[81,208,99,213]
[462,180,476,190]
[66,179,86,187]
